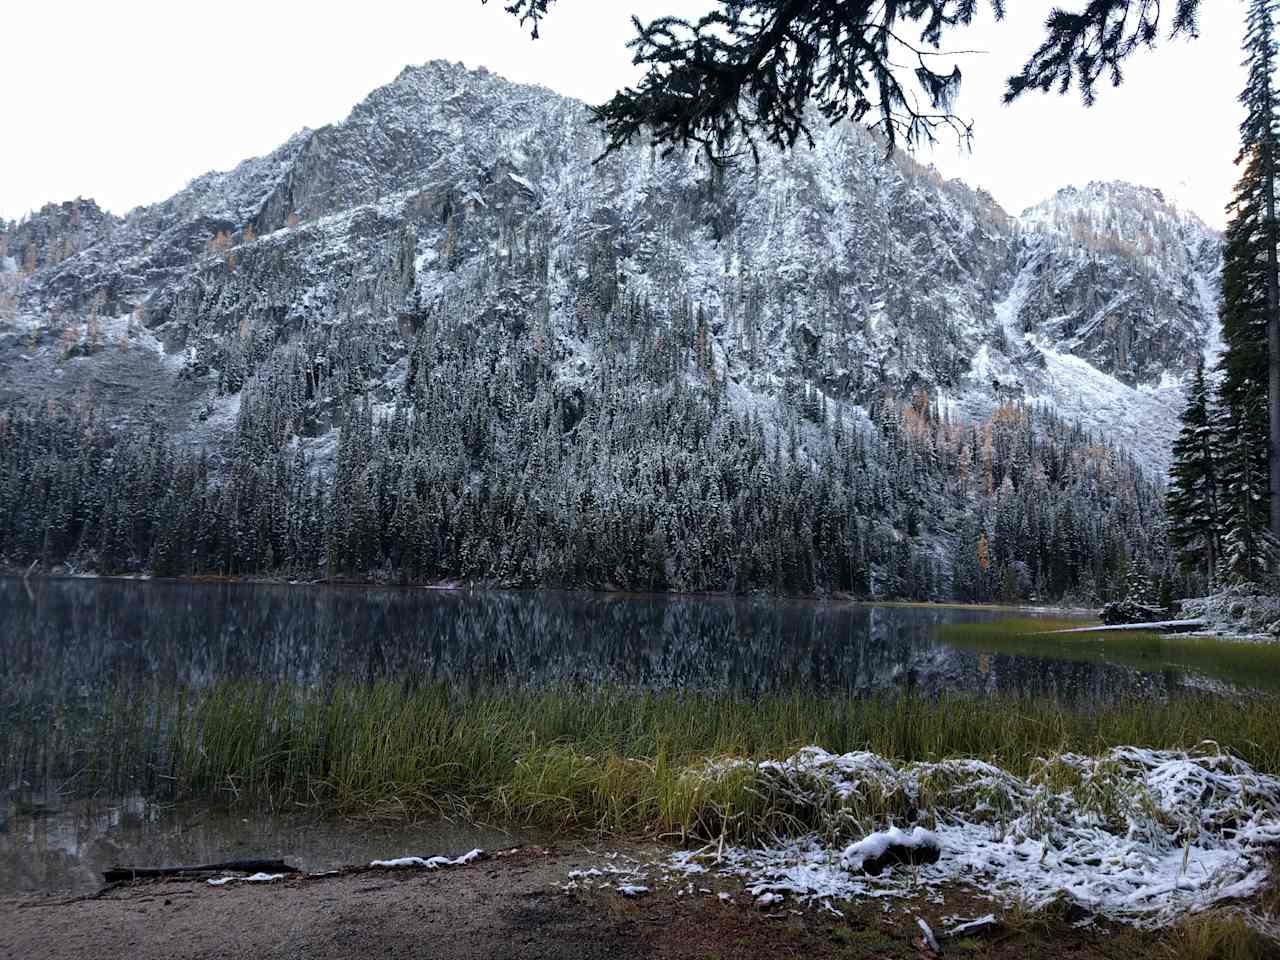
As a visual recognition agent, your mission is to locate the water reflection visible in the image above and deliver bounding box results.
[0,578,1191,702]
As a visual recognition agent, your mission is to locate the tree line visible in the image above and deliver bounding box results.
[0,300,1175,603]
[1167,0,1280,587]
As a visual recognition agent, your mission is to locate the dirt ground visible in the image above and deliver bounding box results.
[0,846,1271,960]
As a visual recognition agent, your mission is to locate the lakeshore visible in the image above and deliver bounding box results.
[3,844,1277,960]
[4,576,1280,954]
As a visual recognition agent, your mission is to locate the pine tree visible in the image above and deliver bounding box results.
[1215,0,1280,578]
[1166,359,1222,579]
[1234,0,1280,542]
[1218,386,1277,581]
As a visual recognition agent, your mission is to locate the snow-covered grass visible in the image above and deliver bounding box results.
[662,745,1280,925]
[13,676,1280,926]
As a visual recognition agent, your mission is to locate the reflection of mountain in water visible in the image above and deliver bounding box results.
[2,577,1189,704]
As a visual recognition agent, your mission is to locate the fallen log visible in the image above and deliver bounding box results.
[103,860,300,884]
[1045,619,1207,635]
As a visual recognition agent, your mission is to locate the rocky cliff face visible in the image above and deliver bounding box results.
[1015,182,1220,386]
[0,60,1220,475]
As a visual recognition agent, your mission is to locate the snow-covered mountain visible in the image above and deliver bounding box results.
[0,60,1220,476]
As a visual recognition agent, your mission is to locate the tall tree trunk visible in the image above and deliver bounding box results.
[1269,137,1280,547]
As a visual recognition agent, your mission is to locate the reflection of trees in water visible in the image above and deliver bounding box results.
[0,578,1175,704]
[950,650,1178,702]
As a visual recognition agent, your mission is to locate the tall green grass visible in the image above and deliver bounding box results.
[6,681,1280,840]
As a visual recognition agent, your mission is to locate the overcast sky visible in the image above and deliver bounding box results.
[0,0,1245,228]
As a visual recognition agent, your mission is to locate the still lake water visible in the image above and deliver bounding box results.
[0,576,1266,894]
[0,576,1225,701]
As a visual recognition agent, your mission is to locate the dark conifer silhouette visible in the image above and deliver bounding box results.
[1211,0,1280,576]
[1166,359,1221,581]
[491,0,1207,156]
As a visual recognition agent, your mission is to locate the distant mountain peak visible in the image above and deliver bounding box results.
[0,61,1222,479]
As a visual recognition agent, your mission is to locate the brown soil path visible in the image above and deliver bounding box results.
[0,846,1269,960]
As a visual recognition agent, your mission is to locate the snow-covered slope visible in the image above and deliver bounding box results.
[0,61,1220,477]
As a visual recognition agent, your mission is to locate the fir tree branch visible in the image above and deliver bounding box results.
[1003,0,1202,105]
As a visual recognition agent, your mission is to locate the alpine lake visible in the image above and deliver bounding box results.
[2,575,1276,895]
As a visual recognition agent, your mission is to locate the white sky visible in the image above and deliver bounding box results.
[0,0,1246,228]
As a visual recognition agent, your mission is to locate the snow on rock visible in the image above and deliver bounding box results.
[673,745,1280,924]
[0,63,1220,486]
[617,884,651,898]
[841,826,940,875]
[369,849,484,869]
[916,916,941,953]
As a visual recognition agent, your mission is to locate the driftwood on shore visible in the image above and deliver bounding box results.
[1046,619,1207,635]
[103,860,300,884]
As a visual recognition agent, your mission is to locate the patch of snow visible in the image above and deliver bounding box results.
[671,745,1280,925]
[206,872,285,886]
[1196,271,1224,371]
[506,172,536,194]
[916,916,941,952]
[1025,344,1184,477]
[370,848,483,869]
[946,913,998,937]
[841,826,940,872]
[1180,587,1280,641]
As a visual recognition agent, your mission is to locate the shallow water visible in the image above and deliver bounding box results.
[0,799,524,895]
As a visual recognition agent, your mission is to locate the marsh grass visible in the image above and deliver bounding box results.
[938,618,1280,692]
[1161,912,1275,960]
[5,680,1280,842]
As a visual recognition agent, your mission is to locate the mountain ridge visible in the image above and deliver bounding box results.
[1,59,1221,478]
[0,59,1202,600]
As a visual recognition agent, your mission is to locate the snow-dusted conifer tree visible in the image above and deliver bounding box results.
[1166,359,1221,580]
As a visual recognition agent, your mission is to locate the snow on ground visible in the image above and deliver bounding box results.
[1181,587,1280,641]
[369,849,484,869]
[1197,272,1225,373]
[956,260,1191,478]
[207,872,286,886]
[641,746,1280,925]
[1026,346,1185,477]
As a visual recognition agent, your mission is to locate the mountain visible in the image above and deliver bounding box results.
[0,61,1216,599]
[1,61,1219,468]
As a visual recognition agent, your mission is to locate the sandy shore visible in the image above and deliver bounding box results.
[2,845,1258,960]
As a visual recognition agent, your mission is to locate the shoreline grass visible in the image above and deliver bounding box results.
[6,682,1280,841]
[938,618,1280,692]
